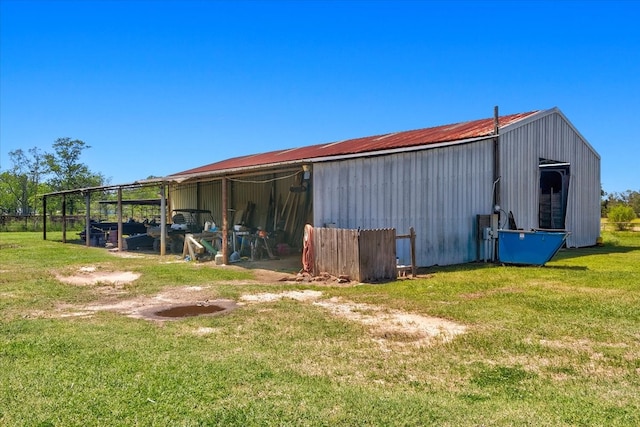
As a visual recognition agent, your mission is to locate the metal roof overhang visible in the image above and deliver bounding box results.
[97,198,162,206]
[40,181,157,199]
[148,134,496,185]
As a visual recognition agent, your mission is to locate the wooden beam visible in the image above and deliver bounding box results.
[410,227,417,278]
[42,196,47,240]
[85,192,91,247]
[222,176,228,264]
[117,187,123,251]
[62,195,67,244]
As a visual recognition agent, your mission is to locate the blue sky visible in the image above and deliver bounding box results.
[1,0,638,194]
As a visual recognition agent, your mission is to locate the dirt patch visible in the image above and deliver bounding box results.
[50,263,463,346]
[240,289,323,303]
[55,266,140,286]
[314,297,466,347]
[240,290,466,347]
[58,285,235,321]
[138,300,237,321]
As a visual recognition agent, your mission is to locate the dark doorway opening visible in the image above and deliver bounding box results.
[539,160,570,229]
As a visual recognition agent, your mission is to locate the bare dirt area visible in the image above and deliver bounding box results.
[54,282,234,321]
[239,290,467,348]
[47,259,465,347]
[55,266,141,286]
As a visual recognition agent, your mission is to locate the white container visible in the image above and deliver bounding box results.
[215,253,224,265]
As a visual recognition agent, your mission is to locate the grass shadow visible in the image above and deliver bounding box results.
[539,264,588,271]
[554,243,639,261]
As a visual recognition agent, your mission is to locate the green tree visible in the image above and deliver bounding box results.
[601,186,608,217]
[626,190,640,217]
[0,170,21,214]
[1,147,48,215]
[44,138,106,214]
[607,204,637,230]
[605,189,640,218]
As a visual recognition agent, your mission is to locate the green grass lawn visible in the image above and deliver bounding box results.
[1,231,639,426]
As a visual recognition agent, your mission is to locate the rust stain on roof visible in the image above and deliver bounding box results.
[172,111,538,177]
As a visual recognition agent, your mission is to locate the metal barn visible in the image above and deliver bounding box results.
[152,107,600,267]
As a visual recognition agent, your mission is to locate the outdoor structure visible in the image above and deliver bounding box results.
[144,106,600,267]
[43,107,600,269]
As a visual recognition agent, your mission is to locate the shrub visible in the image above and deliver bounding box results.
[607,204,637,230]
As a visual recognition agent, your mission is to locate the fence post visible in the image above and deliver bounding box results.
[410,227,417,278]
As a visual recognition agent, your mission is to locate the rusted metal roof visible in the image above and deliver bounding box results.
[172,110,539,177]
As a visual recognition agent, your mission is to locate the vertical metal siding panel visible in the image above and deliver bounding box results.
[315,135,539,267]
[169,183,198,212]
[415,142,493,266]
[198,181,223,225]
[503,119,535,230]
[313,166,325,227]
[407,152,421,264]
[502,124,538,230]
[367,160,378,229]
[231,178,267,228]
[337,163,348,227]
[383,156,393,227]
[500,112,599,247]
[313,163,331,227]
[313,164,332,227]
[329,163,343,226]
[354,158,364,228]
[362,159,373,229]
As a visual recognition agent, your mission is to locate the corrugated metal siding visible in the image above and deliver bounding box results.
[169,171,307,241]
[499,111,600,248]
[313,140,495,267]
[168,183,198,212]
[227,175,278,229]
[197,181,223,224]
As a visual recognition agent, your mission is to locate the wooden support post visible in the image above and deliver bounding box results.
[222,176,228,264]
[42,196,47,241]
[117,187,123,251]
[62,195,67,244]
[410,227,417,278]
[85,192,91,247]
[396,227,418,278]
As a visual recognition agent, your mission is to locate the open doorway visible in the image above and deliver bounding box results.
[539,160,570,229]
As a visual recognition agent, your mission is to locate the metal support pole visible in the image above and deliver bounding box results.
[493,105,501,210]
[160,182,166,256]
[492,106,500,261]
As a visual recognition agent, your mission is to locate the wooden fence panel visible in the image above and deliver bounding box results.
[338,228,359,280]
[313,227,396,282]
[358,228,396,282]
[314,227,337,276]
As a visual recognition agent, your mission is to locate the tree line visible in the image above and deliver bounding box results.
[602,189,639,229]
[1,138,638,226]
[0,138,107,217]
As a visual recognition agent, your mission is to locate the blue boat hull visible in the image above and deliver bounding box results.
[498,229,569,266]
